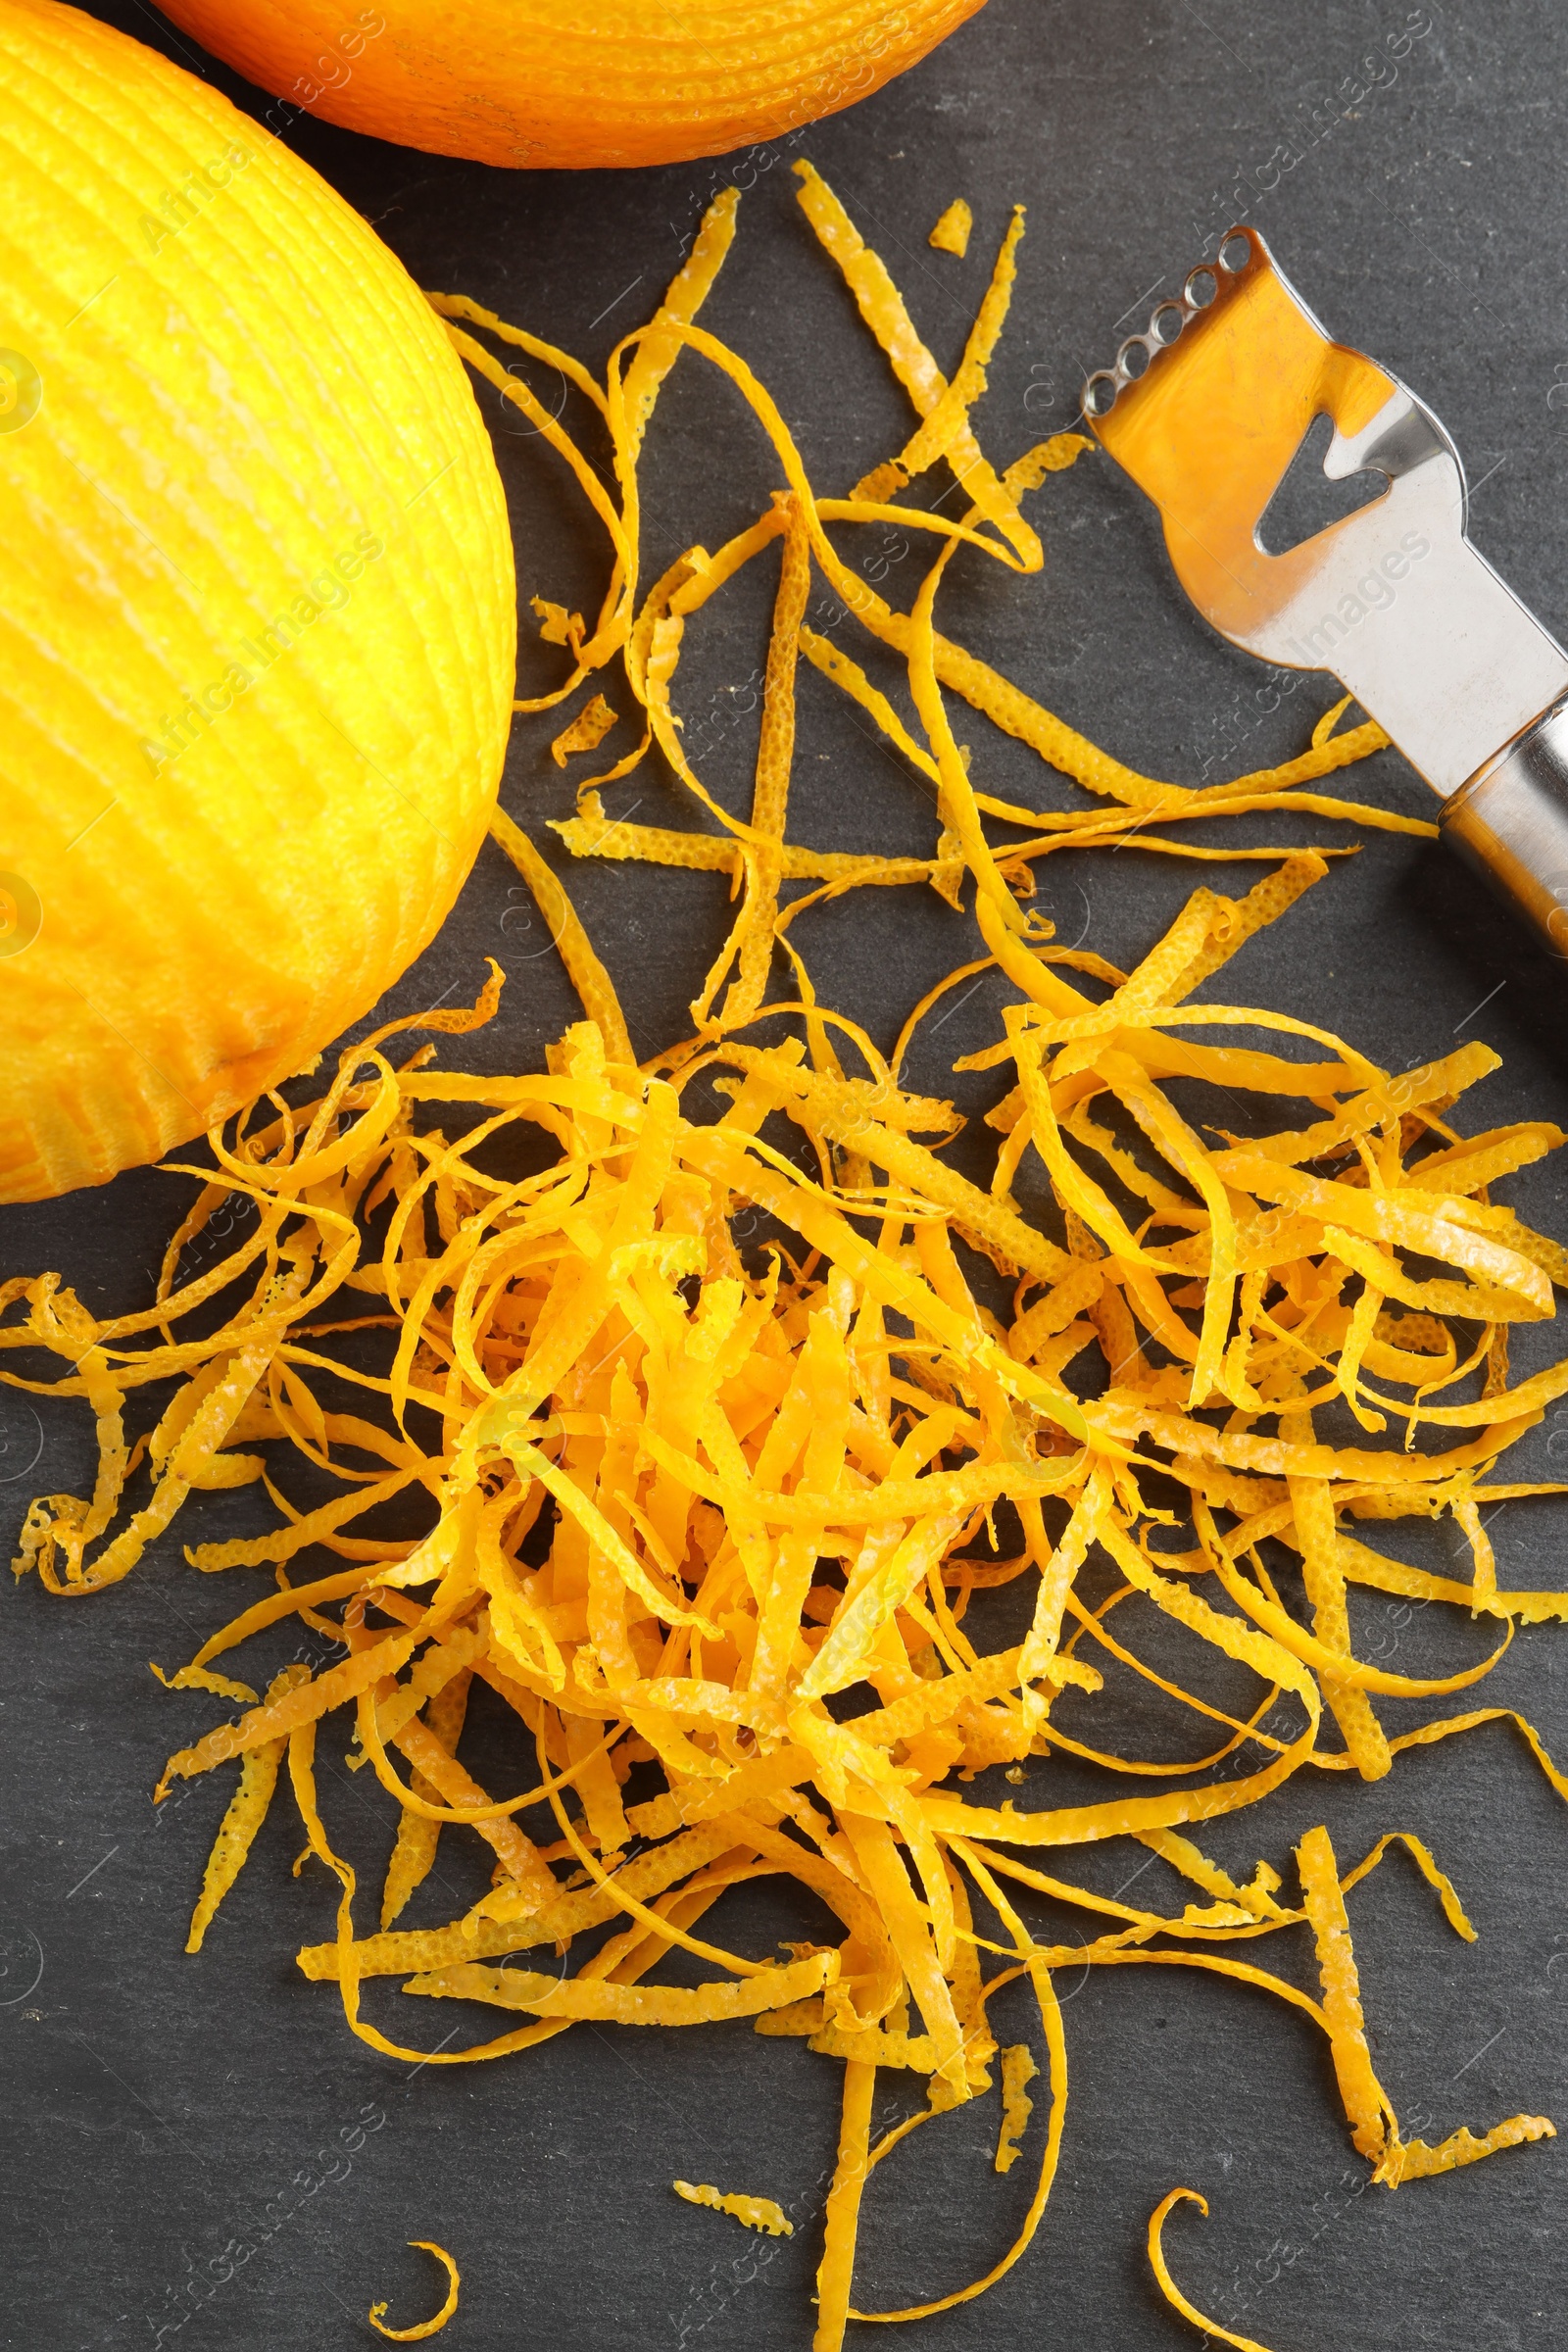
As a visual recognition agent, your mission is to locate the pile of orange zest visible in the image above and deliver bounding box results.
[672,2180,794,2235]
[368,2241,460,2342]
[10,174,1568,2352]
[10,850,1568,2339]
[426,166,1430,987]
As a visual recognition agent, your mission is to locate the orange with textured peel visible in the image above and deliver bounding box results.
[155,0,988,171]
[0,0,514,1203]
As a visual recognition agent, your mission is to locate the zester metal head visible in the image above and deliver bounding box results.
[1083,226,1568,799]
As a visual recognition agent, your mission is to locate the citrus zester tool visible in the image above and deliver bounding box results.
[1085,225,1568,954]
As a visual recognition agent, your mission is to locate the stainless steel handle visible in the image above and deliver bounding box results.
[1441,698,1568,956]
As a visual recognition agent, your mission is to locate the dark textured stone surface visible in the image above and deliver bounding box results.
[6,5,1568,2347]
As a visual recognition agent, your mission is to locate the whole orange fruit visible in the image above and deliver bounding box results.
[0,0,514,1203]
[155,0,988,171]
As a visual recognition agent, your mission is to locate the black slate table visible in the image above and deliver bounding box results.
[7,5,1568,2347]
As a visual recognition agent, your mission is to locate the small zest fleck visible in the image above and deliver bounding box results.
[551,692,618,766]
[673,2180,794,2236]
[929,197,973,256]
[995,2044,1038,2174]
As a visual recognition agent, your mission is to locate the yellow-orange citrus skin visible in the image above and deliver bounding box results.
[0,0,515,1204]
[155,1,988,171]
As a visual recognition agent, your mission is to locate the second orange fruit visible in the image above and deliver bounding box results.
[156,0,988,170]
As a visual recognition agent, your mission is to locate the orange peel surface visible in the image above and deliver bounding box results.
[154,0,989,170]
[0,0,514,1202]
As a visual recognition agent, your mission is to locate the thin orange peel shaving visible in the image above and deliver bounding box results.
[551,693,619,767]
[995,2041,1038,2173]
[1149,2189,1282,2352]
[368,2241,461,2342]
[673,2180,794,2236]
